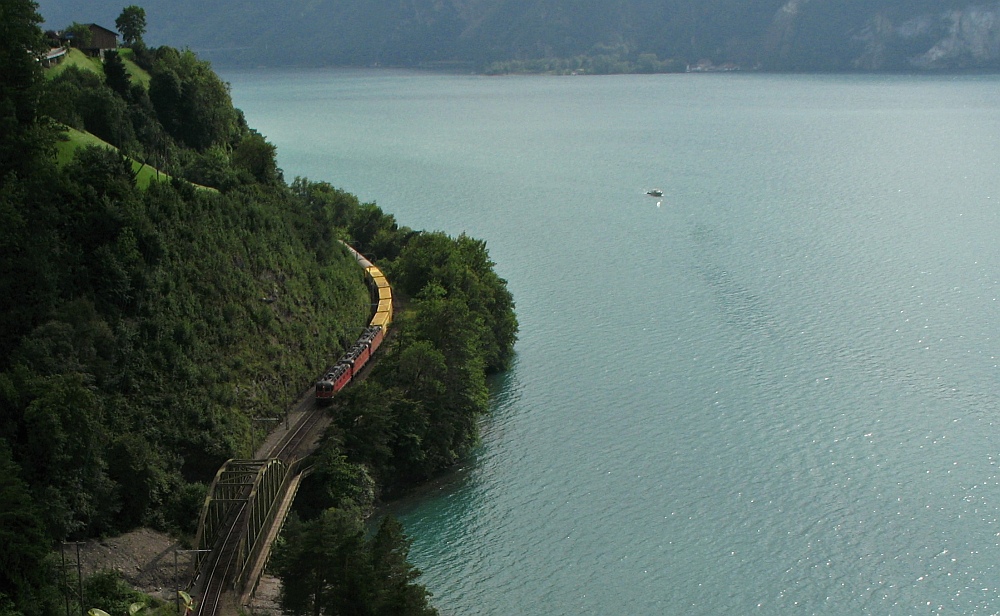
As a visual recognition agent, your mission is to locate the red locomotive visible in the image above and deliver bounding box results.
[315,245,393,402]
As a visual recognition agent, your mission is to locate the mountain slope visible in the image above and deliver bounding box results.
[34,0,1000,70]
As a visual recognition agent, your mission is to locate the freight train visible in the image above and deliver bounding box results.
[315,244,393,402]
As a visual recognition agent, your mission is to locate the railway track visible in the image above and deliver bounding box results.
[191,399,330,616]
[193,499,246,616]
[191,244,392,616]
[270,400,330,463]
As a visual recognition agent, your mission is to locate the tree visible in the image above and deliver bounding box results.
[83,572,144,616]
[391,231,517,371]
[103,50,131,98]
[115,6,146,48]
[0,0,44,115]
[148,48,242,150]
[349,204,402,260]
[64,23,93,49]
[368,517,436,615]
[274,508,368,616]
[233,130,281,184]
[273,508,437,616]
[295,442,376,520]
[0,0,51,178]
[0,444,52,616]
[20,372,117,538]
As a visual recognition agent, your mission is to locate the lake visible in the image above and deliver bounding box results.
[222,69,1000,614]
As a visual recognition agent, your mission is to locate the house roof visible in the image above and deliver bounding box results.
[87,24,119,39]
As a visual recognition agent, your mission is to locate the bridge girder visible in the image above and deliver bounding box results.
[190,458,289,586]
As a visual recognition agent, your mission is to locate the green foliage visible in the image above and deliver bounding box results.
[41,45,260,189]
[65,23,93,49]
[273,509,366,616]
[2,7,518,613]
[321,209,518,488]
[232,130,281,185]
[105,433,172,528]
[295,439,376,519]
[273,510,436,616]
[0,174,61,360]
[115,49,151,89]
[19,371,118,537]
[348,203,408,261]
[103,51,131,98]
[165,482,207,535]
[3,52,373,542]
[83,572,144,616]
[40,65,147,156]
[147,48,243,151]
[77,84,137,150]
[176,146,245,191]
[0,0,45,116]
[392,232,517,372]
[0,152,377,538]
[384,285,490,478]
[367,516,436,615]
[290,178,367,264]
[43,48,106,80]
[0,0,51,179]
[0,445,52,616]
[335,382,403,486]
[115,6,147,48]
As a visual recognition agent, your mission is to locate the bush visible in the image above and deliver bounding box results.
[83,572,145,616]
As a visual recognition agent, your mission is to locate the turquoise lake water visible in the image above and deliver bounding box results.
[222,69,1000,614]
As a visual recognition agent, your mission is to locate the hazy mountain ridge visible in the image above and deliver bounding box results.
[35,0,1000,70]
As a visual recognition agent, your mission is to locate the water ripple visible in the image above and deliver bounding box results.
[227,71,1000,615]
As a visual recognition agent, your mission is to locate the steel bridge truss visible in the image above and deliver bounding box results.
[190,458,300,593]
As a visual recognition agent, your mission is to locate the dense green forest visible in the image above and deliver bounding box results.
[36,0,1000,72]
[0,2,517,615]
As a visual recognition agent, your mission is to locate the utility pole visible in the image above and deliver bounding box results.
[60,544,69,616]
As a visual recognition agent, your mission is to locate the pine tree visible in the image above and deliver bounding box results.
[273,509,438,615]
[368,517,437,615]
[103,50,131,99]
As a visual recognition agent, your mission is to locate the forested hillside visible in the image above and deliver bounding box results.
[1,2,516,615]
[35,0,1000,71]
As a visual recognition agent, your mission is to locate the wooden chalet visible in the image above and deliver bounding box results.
[73,24,118,58]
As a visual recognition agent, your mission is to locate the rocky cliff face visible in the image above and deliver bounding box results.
[908,4,1000,68]
[35,0,1000,70]
[827,2,1000,70]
